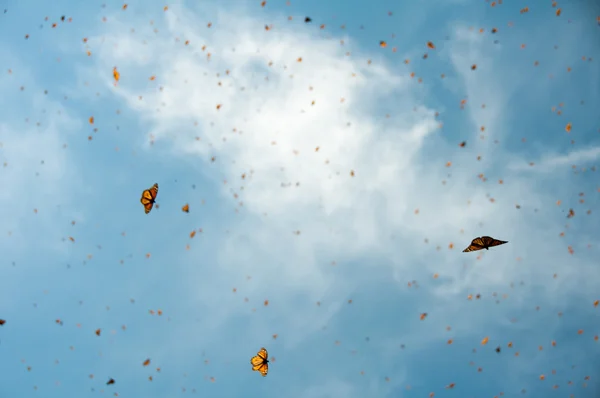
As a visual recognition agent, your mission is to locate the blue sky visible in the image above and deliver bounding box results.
[0,0,599,397]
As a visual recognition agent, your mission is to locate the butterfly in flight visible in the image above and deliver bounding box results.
[250,347,269,377]
[462,236,508,252]
[140,183,158,214]
[106,378,115,385]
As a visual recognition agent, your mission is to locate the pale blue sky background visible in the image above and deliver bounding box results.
[0,1,599,397]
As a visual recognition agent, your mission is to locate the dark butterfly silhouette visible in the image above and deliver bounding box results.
[463,236,508,252]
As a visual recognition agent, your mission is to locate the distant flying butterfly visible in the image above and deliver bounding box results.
[250,347,269,377]
[140,183,158,214]
[463,236,508,252]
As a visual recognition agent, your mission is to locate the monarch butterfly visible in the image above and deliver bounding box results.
[181,203,189,213]
[140,183,158,214]
[250,347,269,377]
[462,236,508,252]
[106,378,115,385]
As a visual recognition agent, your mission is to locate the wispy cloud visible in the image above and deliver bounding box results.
[509,146,600,172]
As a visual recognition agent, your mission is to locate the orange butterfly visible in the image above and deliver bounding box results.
[181,203,189,213]
[140,183,158,214]
[250,347,269,377]
[463,236,507,252]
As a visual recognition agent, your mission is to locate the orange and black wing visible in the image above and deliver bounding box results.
[257,347,268,361]
[481,236,508,248]
[250,348,269,376]
[252,362,268,376]
[250,354,263,367]
[140,183,159,214]
[463,237,485,252]
[182,203,189,213]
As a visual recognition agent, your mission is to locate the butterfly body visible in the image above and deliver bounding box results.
[463,236,507,252]
[140,183,158,214]
[250,347,269,377]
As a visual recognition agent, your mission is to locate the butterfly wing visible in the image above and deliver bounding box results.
[462,244,483,252]
[250,354,263,367]
[463,237,485,252]
[483,236,508,248]
[257,347,268,361]
[143,202,153,214]
[140,192,154,214]
[254,362,268,377]
[148,183,158,200]
[472,237,485,246]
